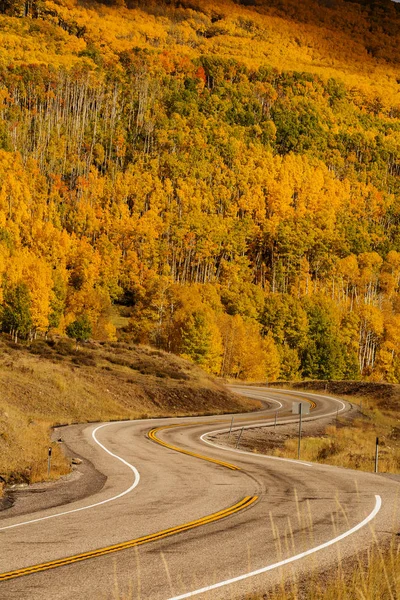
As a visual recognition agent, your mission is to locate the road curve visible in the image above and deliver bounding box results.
[0,387,399,600]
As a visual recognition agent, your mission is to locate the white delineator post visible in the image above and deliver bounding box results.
[375,437,379,473]
[47,447,52,477]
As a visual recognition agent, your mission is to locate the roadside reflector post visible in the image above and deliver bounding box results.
[375,437,379,473]
[47,447,52,477]
[236,427,244,449]
[228,416,234,441]
[298,403,303,460]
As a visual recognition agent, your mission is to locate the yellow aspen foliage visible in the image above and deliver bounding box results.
[0,0,399,383]
[5,250,53,332]
[219,314,280,381]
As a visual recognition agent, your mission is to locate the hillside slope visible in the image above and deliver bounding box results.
[0,0,399,383]
[1,0,400,97]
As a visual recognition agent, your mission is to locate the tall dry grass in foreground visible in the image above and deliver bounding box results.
[109,543,400,600]
[107,487,400,600]
[252,538,400,600]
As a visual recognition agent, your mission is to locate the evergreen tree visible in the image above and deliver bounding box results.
[1,283,32,341]
[66,314,92,343]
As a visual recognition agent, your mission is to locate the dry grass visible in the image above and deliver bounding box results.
[106,486,400,600]
[274,419,400,474]
[245,384,400,598]
[111,544,400,600]
[0,336,259,487]
[0,404,71,486]
[247,537,400,600]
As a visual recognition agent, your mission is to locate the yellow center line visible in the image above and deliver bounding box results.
[1,395,318,581]
[0,496,258,582]
[148,424,240,470]
[148,395,317,470]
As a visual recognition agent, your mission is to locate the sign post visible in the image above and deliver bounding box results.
[298,403,303,460]
[291,402,309,460]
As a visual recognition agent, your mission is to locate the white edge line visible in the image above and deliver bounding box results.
[0,389,347,531]
[0,421,141,532]
[231,386,348,414]
[199,389,350,468]
[226,389,347,435]
[199,389,324,468]
[236,394,284,410]
[264,388,348,413]
[0,405,284,532]
[167,494,382,600]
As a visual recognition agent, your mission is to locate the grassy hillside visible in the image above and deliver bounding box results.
[0,335,258,487]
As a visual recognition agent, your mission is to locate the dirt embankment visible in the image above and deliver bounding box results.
[0,337,259,487]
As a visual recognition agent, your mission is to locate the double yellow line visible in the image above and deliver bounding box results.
[4,399,323,582]
[147,396,317,471]
[148,425,240,470]
[0,496,257,582]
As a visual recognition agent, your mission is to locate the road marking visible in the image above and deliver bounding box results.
[167,494,382,600]
[0,421,141,532]
[199,389,351,467]
[0,496,258,581]
[0,390,345,531]
[0,410,274,532]
[268,389,347,413]
[148,425,240,470]
[232,392,284,411]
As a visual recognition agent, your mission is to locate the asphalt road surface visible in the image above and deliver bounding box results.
[0,386,399,600]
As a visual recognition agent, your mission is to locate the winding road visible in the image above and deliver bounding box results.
[0,386,399,600]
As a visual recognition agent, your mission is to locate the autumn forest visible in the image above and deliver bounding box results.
[0,0,400,381]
